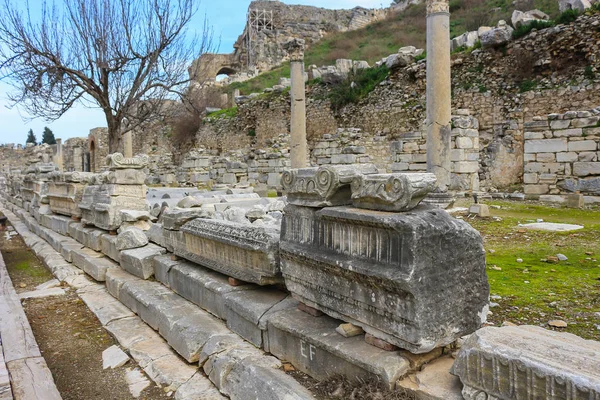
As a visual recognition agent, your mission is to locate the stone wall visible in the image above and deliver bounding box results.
[523,109,600,197]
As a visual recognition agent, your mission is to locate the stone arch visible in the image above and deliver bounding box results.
[189,53,241,83]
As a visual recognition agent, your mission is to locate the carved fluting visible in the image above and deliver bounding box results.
[282,164,378,207]
[351,173,437,212]
[452,326,600,400]
[106,152,149,169]
[283,38,306,62]
[426,0,449,14]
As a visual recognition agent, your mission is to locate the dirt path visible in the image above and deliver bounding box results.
[0,223,170,400]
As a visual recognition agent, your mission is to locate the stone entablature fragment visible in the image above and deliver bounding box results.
[280,204,489,353]
[452,325,600,400]
[176,218,282,285]
[48,172,95,218]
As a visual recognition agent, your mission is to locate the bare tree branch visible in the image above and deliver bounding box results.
[0,0,216,152]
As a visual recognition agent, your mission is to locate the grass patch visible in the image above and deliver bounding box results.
[519,79,538,92]
[205,107,238,120]
[464,200,600,339]
[228,64,291,96]
[328,65,389,111]
[512,19,554,39]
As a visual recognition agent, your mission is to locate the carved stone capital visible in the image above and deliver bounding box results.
[106,152,149,170]
[351,173,437,212]
[427,0,449,14]
[283,38,306,62]
[282,164,378,207]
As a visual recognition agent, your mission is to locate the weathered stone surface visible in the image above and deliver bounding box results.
[143,355,197,391]
[268,309,410,389]
[165,258,254,320]
[18,287,66,300]
[281,164,378,207]
[398,356,463,400]
[480,21,514,48]
[47,180,87,218]
[573,162,600,177]
[116,227,149,250]
[452,326,600,400]
[224,289,290,347]
[105,316,157,349]
[119,244,166,279]
[178,218,282,286]
[351,173,436,212]
[511,9,549,29]
[71,248,117,281]
[107,153,149,169]
[524,138,568,153]
[280,205,489,353]
[162,208,213,231]
[6,357,61,400]
[175,372,226,400]
[102,345,130,369]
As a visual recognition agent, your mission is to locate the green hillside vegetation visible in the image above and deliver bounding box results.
[228,0,560,96]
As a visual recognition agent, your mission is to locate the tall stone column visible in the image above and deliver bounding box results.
[123,131,133,159]
[426,0,452,192]
[55,138,64,172]
[284,38,308,168]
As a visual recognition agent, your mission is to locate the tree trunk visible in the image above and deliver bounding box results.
[106,113,122,154]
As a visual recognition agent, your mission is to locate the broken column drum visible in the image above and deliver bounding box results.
[280,168,489,354]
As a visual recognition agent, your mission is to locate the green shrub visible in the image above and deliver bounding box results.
[512,20,554,39]
[205,107,238,119]
[414,51,427,61]
[555,9,579,24]
[328,65,389,111]
[519,79,537,92]
[478,84,488,93]
[247,129,256,137]
[584,65,595,80]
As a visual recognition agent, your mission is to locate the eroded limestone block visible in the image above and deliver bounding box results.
[281,164,378,207]
[162,208,214,231]
[280,205,489,353]
[178,219,282,285]
[351,173,436,212]
[452,326,600,400]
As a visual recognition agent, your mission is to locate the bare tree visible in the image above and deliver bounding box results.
[0,0,216,152]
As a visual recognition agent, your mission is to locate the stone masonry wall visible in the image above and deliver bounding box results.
[523,108,600,197]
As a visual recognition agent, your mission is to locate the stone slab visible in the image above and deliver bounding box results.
[267,309,410,389]
[119,244,166,279]
[18,287,66,300]
[175,372,227,400]
[71,247,117,281]
[105,316,157,349]
[6,357,61,400]
[397,356,463,400]
[102,345,130,369]
[142,354,197,391]
[519,222,584,232]
[129,337,174,369]
[78,286,135,325]
[452,326,600,400]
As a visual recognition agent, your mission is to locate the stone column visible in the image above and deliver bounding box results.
[426,0,452,192]
[284,38,308,168]
[123,131,133,159]
[55,138,64,172]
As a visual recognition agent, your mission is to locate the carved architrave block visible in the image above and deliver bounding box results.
[452,326,600,400]
[351,173,437,212]
[48,181,87,217]
[280,204,489,354]
[282,164,378,207]
[178,218,282,285]
[106,153,149,170]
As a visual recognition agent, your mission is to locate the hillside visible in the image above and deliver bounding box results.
[228,0,560,95]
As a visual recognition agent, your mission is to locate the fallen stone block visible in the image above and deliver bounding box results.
[35,279,60,290]
[19,287,66,300]
[100,234,120,261]
[116,227,149,250]
[119,244,166,279]
[162,208,213,231]
[452,325,600,400]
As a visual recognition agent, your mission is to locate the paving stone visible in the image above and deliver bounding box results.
[72,247,118,281]
[78,286,135,325]
[129,337,174,369]
[143,355,197,391]
[6,357,61,400]
[452,326,600,400]
[124,367,151,398]
[18,287,66,300]
[35,279,60,290]
[105,316,157,349]
[267,309,410,389]
[224,289,290,347]
[102,345,130,369]
[519,222,584,232]
[175,372,227,400]
[120,244,166,279]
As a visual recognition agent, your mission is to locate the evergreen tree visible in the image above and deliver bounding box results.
[26,129,36,145]
[41,126,57,145]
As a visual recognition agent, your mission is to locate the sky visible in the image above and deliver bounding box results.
[0,0,385,146]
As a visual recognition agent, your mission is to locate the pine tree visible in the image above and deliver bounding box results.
[42,126,56,145]
[26,129,36,145]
